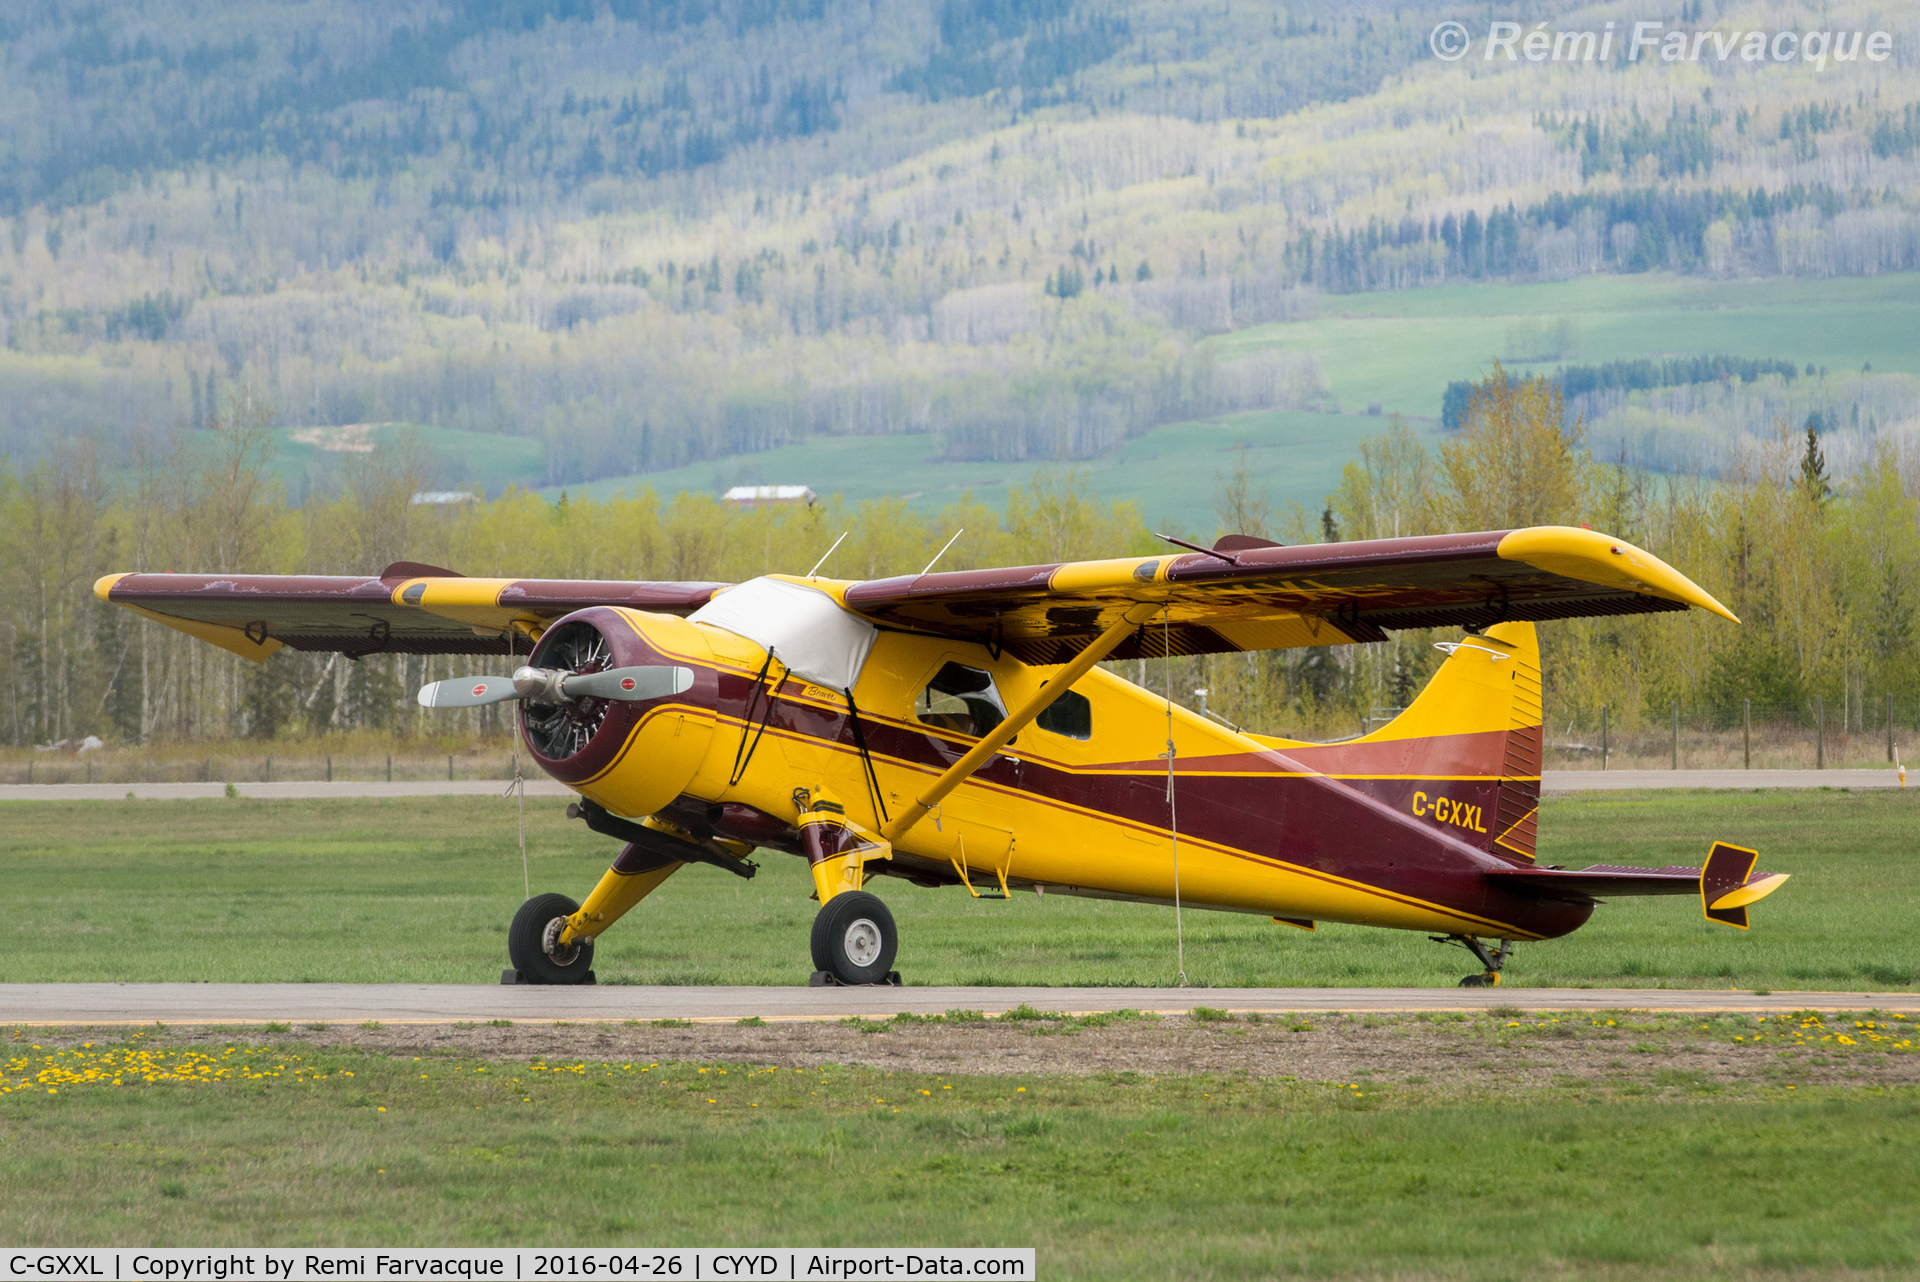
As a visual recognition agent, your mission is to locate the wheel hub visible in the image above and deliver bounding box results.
[542,916,581,966]
[842,918,882,967]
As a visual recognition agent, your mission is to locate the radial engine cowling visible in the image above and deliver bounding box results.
[519,607,717,817]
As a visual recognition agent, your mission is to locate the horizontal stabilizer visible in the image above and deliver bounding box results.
[1488,841,1786,930]
[1486,864,1709,898]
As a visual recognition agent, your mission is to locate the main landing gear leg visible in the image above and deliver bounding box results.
[1432,934,1514,988]
[506,809,758,985]
[505,844,685,985]
[797,787,900,987]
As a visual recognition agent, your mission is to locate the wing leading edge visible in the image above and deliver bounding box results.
[840,525,1737,663]
[94,563,727,661]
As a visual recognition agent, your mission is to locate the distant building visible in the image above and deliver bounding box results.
[410,491,480,506]
[722,485,817,507]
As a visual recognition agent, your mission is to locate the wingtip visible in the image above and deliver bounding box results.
[93,573,127,602]
[1498,526,1739,624]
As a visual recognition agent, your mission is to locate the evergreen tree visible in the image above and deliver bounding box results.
[1800,413,1831,505]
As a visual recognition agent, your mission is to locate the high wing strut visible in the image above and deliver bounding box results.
[879,602,1160,847]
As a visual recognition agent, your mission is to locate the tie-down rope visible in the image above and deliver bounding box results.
[1163,610,1187,987]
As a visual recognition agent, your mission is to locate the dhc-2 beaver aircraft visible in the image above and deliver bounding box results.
[97,524,1787,987]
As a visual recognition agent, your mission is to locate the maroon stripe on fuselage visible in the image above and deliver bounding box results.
[1271,729,1515,778]
[702,668,1585,939]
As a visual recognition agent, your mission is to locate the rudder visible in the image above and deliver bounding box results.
[1487,622,1543,861]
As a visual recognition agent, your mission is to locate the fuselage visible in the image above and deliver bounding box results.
[525,603,1591,944]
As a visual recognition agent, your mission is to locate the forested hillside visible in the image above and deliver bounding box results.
[3,0,1918,491]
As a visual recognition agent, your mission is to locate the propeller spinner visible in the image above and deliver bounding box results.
[417,664,694,709]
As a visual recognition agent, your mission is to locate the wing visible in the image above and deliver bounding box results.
[95,561,728,662]
[842,526,1736,662]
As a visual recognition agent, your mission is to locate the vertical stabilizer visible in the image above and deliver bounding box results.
[1262,622,1544,860]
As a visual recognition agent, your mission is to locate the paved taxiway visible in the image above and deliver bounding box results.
[3,983,1913,1025]
[1540,768,1905,792]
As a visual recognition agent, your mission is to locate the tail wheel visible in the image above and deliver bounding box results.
[810,891,898,986]
[508,892,597,984]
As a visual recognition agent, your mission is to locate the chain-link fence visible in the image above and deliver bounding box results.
[1543,695,1920,771]
[0,742,521,786]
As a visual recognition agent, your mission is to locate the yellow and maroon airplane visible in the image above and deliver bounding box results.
[97,525,1786,987]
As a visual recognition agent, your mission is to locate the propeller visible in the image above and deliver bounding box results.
[417,674,520,708]
[417,664,694,709]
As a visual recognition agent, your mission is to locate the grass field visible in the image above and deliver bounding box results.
[0,790,1913,990]
[269,423,548,502]
[2,1014,1916,1269]
[1215,271,1920,421]
[548,408,1390,536]
[534,274,1920,530]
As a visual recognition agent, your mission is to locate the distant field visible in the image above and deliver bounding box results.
[542,273,1919,525]
[0,790,1911,990]
[270,423,546,501]
[1216,271,1920,420]
[240,274,1920,528]
[554,408,1414,535]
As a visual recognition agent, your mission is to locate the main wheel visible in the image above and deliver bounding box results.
[508,892,597,984]
[810,891,898,986]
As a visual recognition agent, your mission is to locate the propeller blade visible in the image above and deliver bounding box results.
[561,665,696,701]
[417,675,521,708]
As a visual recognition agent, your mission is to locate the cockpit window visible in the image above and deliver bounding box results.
[915,662,1007,738]
[1037,689,1092,740]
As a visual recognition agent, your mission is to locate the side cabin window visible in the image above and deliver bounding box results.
[915,662,1006,738]
[1037,689,1092,740]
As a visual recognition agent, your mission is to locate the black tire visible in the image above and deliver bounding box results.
[508,893,596,985]
[809,891,898,986]
[1458,972,1497,988]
